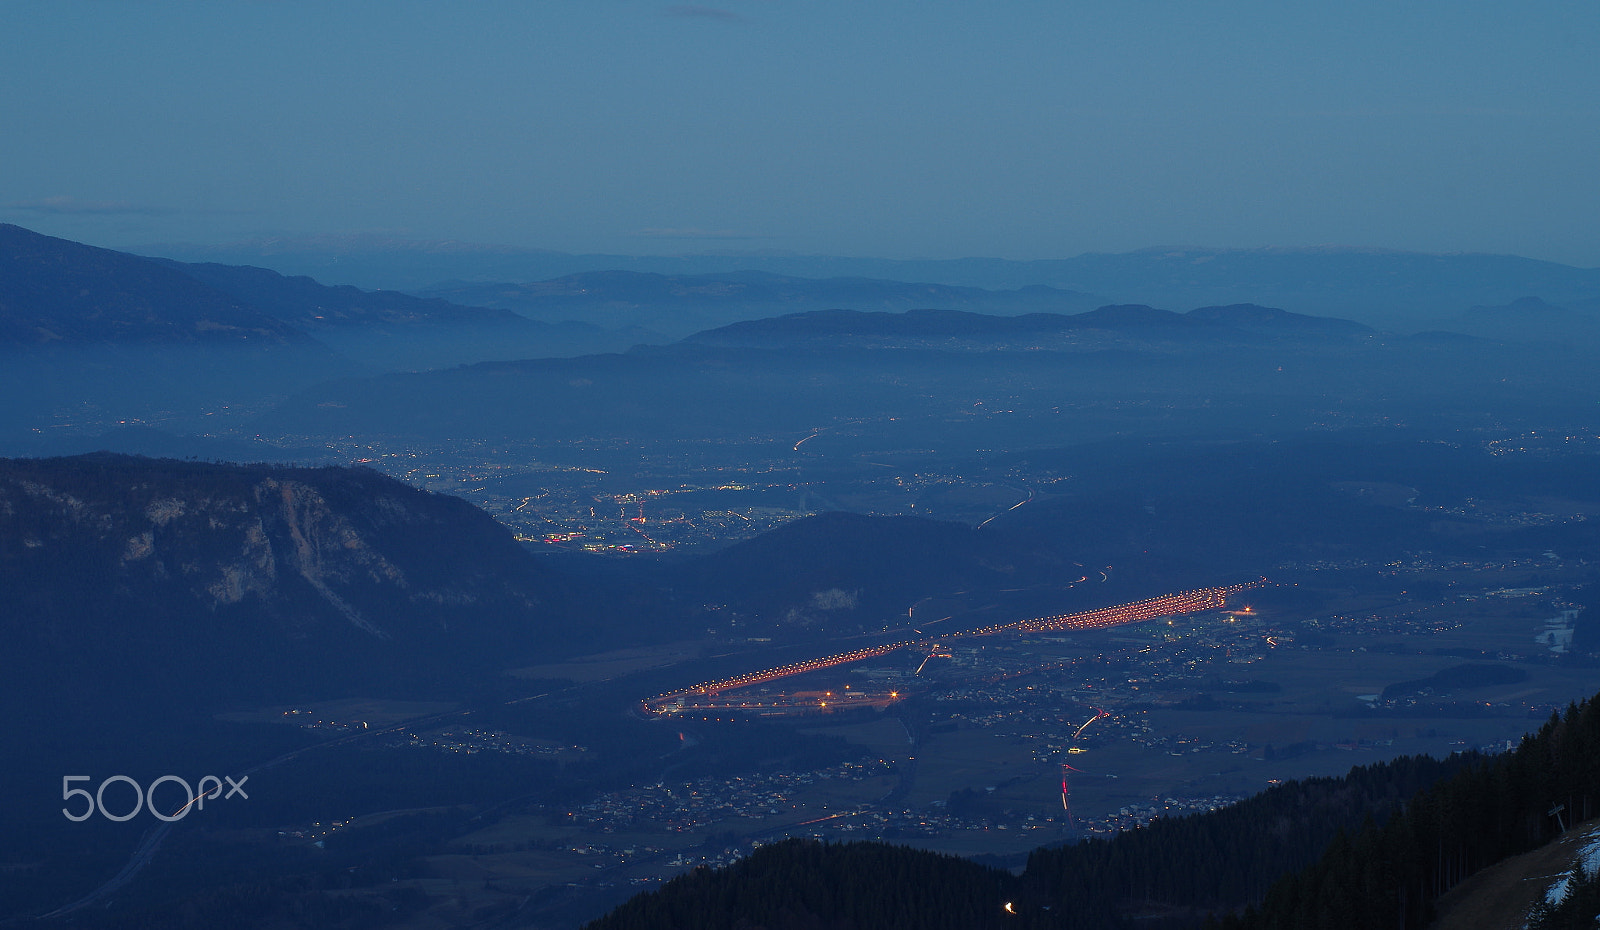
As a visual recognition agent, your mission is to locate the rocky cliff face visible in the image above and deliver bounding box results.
[0,454,603,705]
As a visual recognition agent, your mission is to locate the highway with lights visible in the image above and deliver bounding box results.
[641,579,1267,714]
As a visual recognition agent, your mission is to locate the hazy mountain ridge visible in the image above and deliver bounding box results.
[154,259,531,329]
[155,257,639,368]
[0,224,308,346]
[0,226,637,444]
[270,304,1600,446]
[1423,295,1600,345]
[1186,302,1375,334]
[152,237,1600,329]
[685,304,1374,349]
[415,269,1107,338]
[0,225,356,443]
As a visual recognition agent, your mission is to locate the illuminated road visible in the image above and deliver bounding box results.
[643,643,915,712]
[641,579,1268,714]
[975,485,1035,529]
[1007,579,1265,635]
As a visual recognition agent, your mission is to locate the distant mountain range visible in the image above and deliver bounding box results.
[6,222,1600,460]
[152,258,529,330]
[154,255,637,368]
[1424,295,1600,344]
[150,235,1600,330]
[0,226,630,446]
[416,270,1108,338]
[10,223,1599,353]
[686,304,1373,348]
[271,296,1600,448]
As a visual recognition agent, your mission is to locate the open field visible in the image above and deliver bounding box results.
[216,697,460,728]
[509,641,706,684]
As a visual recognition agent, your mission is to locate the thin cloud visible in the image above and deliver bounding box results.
[631,227,763,240]
[663,5,744,22]
[4,196,176,216]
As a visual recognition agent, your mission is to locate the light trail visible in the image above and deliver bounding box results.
[792,429,825,453]
[1060,763,1084,827]
[165,782,223,819]
[912,645,951,677]
[976,486,1035,529]
[796,812,850,826]
[640,578,1269,715]
[1072,708,1111,741]
[642,642,913,713]
[951,578,1269,639]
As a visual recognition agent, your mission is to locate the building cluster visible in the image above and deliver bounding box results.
[277,816,357,845]
[385,727,587,758]
[566,761,892,833]
[1083,795,1248,835]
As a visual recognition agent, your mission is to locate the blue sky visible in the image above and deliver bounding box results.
[4,1,1598,265]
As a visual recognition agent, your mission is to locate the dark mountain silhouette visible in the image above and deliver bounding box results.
[0,225,358,444]
[0,453,660,924]
[0,226,649,447]
[0,454,624,708]
[0,224,307,345]
[585,735,1491,929]
[588,838,1023,930]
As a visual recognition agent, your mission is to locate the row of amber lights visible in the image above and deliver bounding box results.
[641,578,1268,714]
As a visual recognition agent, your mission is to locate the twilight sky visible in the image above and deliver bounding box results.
[4,1,1598,266]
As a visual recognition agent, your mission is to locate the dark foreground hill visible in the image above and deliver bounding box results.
[590,838,1027,930]
[0,453,670,924]
[587,689,1600,930]
[585,750,1475,929]
[0,453,618,709]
